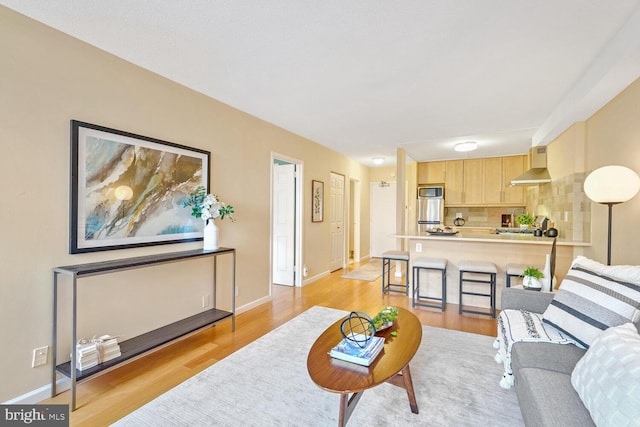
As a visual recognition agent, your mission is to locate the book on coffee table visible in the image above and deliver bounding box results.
[329,334,385,366]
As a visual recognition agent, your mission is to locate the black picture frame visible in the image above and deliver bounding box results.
[70,120,210,253]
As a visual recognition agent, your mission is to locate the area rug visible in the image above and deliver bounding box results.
[113,306,523,427]
[341,259,382,281]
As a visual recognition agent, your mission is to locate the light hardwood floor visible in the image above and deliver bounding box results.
[43,260,498,426]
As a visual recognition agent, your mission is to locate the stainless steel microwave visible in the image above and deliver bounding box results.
[417,186,444,199]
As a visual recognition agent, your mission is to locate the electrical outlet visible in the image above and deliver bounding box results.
[32,346,48,368]
[456,212,463,219]
[201,295,210,308]
[416,243,422,253]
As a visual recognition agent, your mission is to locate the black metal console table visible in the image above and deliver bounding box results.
[51,247,236,411]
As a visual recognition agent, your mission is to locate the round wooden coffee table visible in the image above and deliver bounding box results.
[307,307,422,426]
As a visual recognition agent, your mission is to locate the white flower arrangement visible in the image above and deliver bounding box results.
[181,185,235,223]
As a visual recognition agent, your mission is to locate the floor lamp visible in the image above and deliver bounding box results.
[583,165,640,265]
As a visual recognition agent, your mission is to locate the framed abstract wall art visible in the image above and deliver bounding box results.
[70,120,210,253]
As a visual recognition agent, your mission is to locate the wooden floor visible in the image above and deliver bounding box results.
[43,260,498,426]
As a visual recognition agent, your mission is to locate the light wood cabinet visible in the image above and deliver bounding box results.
[417,161,446,184]
[462,158,484,205]
[418,155,527,207]
[444,160,464,205]
[502,155,526,204]
[483,157,504,204]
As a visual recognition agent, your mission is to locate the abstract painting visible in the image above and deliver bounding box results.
[70,120,210,253]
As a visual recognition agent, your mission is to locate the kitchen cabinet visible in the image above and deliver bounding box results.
[444,160,464,205]
[417,161,446,184]
[419,155,527,207]
[462,158,484,205]
[502,155,526,204]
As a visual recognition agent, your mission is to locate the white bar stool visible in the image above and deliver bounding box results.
[458,260,497,317]
[381,250,410,295]
[412,257,447,311]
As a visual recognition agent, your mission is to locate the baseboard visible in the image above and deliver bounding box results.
[235,295,271,314]
[302,270,330,286]
[2,377,70,405]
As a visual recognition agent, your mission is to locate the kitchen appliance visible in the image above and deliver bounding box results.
[417,185,444,233]
[495,227,535,234]
[510,146,552,186]
[534,215,549,231]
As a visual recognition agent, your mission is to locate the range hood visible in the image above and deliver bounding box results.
[510,146,551,186]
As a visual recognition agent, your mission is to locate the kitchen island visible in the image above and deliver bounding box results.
[393,231,590,311]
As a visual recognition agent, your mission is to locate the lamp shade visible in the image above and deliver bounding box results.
[584,165,640,204]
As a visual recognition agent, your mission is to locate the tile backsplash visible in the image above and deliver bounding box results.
[528,173,589,242]
[444,206,525,228]
[443,173,590,242]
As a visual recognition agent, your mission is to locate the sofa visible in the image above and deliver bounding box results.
[500,256,640,427]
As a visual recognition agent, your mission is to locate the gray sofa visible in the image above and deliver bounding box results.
[501,288,594,427]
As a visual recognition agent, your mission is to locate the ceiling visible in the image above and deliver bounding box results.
[3,1,640,167]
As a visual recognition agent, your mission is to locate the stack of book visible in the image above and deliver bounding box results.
[75,341,99,371]
[96,335,121,363]
[329,334,385,366]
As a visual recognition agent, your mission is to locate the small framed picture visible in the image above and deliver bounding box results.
[312,180,324,222]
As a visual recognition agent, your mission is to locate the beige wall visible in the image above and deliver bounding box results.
[541,76,640,263]
[583,76,640,264]
[0,7,370,401]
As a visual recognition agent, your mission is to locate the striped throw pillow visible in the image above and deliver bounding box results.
[542,265,640,349]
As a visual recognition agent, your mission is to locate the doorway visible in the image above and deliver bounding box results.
[370,181,397,257]
[271,154,303,286]
[329,172,345,271]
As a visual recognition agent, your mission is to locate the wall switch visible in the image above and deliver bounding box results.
[416,243,422,253]
[201,295,210,308]
[32,346,48,368]
[235,287,239,297]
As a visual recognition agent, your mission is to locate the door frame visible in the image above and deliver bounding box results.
[349,178,361,262]
[270,152,303,287]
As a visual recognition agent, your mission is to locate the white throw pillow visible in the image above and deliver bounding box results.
[542,262,640,348]
[572,256,640,285]
[571,323,640,427]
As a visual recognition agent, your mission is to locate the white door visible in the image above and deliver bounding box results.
[272,162,295,285]
[329,172,345,271]
[370,182,397,257]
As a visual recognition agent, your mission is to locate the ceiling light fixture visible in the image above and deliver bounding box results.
[454,141,478,152]
[372,157,384,165]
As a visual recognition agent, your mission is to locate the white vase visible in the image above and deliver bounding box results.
[203,220,219,250]
[541,254,552,292]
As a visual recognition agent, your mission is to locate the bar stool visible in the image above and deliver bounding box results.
[412,257,447,311]
[505,263,527,287]
[458,260,497,317]
[381,250,410,295]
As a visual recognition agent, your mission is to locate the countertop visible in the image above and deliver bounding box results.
[394,232,590,247]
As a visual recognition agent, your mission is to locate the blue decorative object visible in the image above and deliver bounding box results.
[340,311,375,348]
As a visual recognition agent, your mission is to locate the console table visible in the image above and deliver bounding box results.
[51,247,236,411]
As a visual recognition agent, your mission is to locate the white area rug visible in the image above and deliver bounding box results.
[113,306,523,426]
[341,259,382,281]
